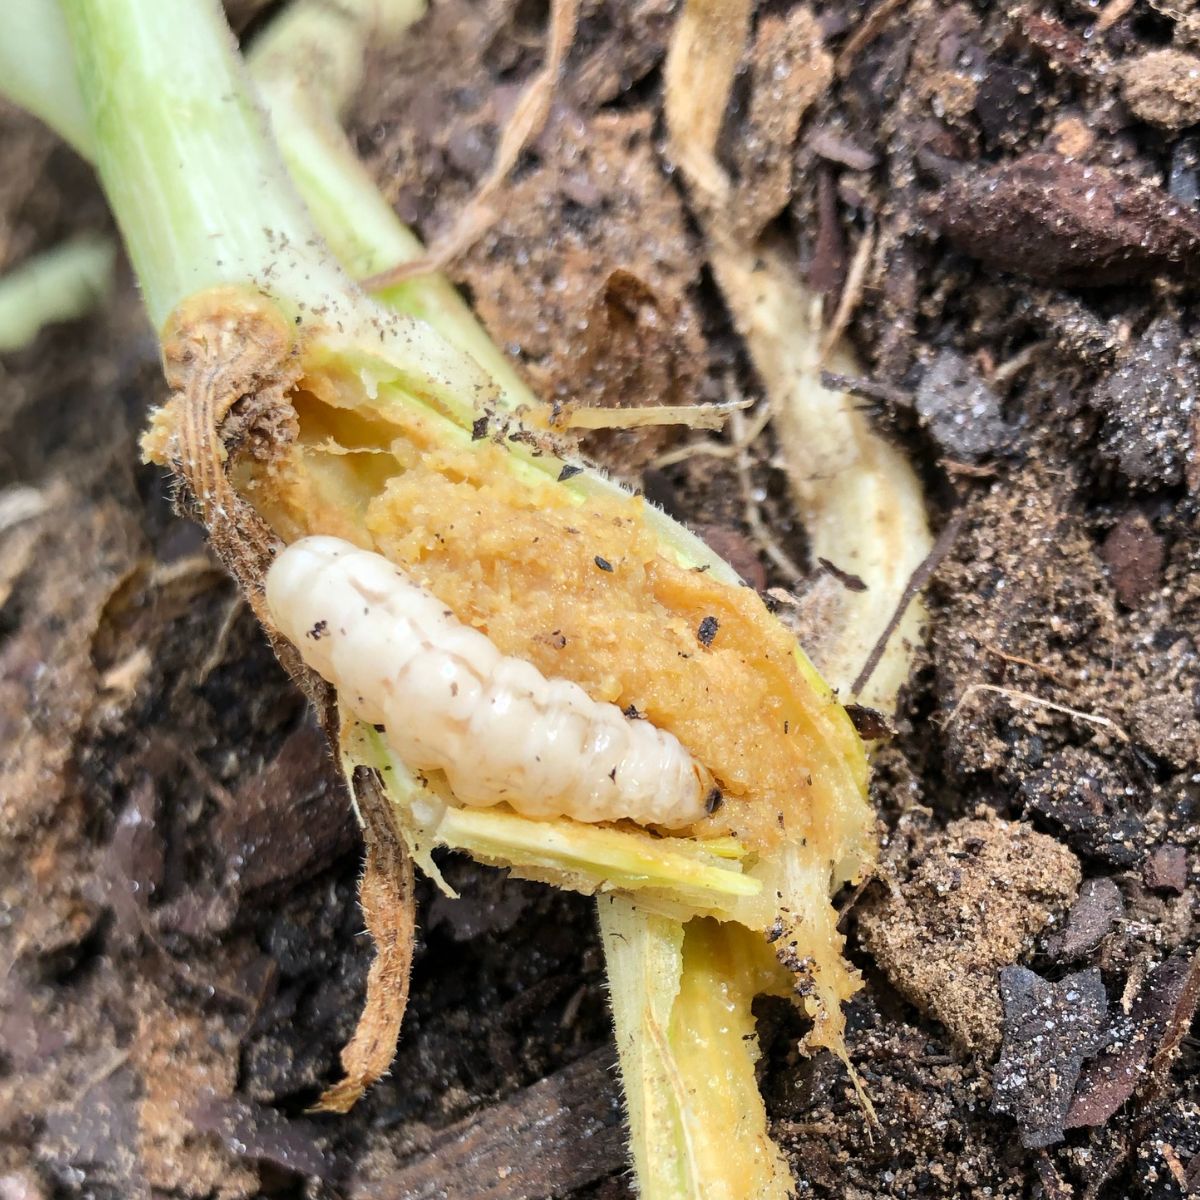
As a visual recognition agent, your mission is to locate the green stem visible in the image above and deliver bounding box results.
[250,0,427,117]
[0,234,114,353]
[256,73,533,410]
[3,0,92,157]
[59,0,349,329]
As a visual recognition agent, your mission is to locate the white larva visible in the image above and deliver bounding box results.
[265,536,714,828]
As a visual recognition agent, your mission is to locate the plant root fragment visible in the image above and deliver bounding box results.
[945,684,1132,745]
[313,762,416,1114]
[141,290,419,1114]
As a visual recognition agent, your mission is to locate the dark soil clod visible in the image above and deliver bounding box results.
[1092,317,1198,494]
[915,350,1009,463]
[1144,846,1190,896]
[1021,749,1146,868]
[1101,513,1167,610]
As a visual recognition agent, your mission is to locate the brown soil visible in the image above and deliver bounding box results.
[1,1,1198,1198]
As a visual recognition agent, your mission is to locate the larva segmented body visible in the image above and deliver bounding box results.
[265,536,712,828]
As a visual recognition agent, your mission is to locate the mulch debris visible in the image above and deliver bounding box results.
[991,965,1108,1149]
[1045,877,1126,963]
[1066,951,1200,1132]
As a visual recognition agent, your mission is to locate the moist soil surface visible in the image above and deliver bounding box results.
[2,1,1198,1197]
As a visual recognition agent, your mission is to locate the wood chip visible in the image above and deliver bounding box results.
[992,966,1108,1148]
[933,154,1200,286]
[1044,878,1125,962]
[1067,951,1200,1128]
[733,7,833,238]
[352,1048,623,1199]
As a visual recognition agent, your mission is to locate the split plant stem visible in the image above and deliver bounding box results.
[250,9,836,1194]
[15,1,876,1193]
[252,9,824,1193]
[57,0,775,910]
